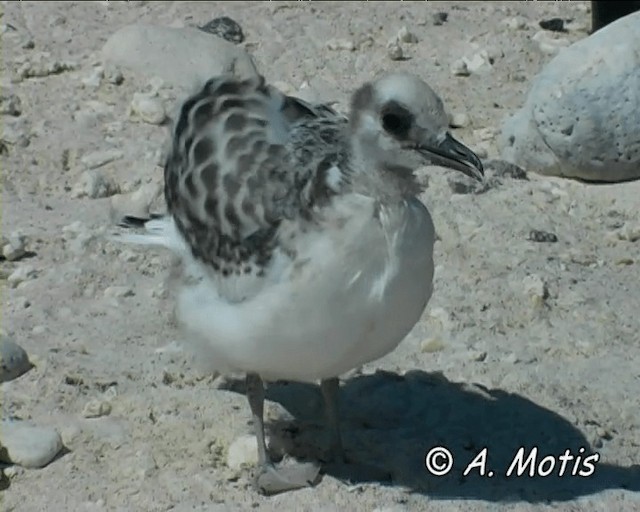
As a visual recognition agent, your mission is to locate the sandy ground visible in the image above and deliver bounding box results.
[2,1,639,511]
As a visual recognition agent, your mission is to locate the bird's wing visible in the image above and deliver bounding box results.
[164,74,349,274]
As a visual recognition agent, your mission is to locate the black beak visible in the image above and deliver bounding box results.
[418,132,484,181]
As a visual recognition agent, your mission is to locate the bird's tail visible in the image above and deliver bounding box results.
[110,214,187,253]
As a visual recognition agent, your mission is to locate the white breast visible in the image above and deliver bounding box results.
[176,193,435,383]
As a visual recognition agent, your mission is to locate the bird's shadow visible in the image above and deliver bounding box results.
[219,370,639,502]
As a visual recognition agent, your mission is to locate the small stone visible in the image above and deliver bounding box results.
[104,286,134,298]
[0,337,32,382]
[420,337,445,353]
[326,38,356,51]
[2,120,28,145]
[449,112,469,128]
[2,231,28,261]
[397,26,418,43]
[130,93,166,125]
[0,421,63,468]
[109,182,163,222]
[71,169,119,199]
[615,257,634,266]
[470,350,487,362]
[522,274,548,306]
[616,224,640,243]
[484,159,527,180]
[503,17,527,31]
[432,12,448,26]
[198,16,244,44]
[81,66,104,88]
[528,229,558,243]
[504,353,520,365]
[451,58,470,77]
[539,18,567,32]
[105,67,124,85]
[82,398,112,418]
[226,435,258,470]
[8,265,37,288]
[0,93,22,116]
[80,149,123,170]
[532,30,570,55]
[387,40,404,61]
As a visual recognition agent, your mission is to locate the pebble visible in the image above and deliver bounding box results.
[81,66,104,88]
[226,434,258,470]
[502,17,527,30]
[500,11,640,181]
[2,231,28,261]
[449,112,469,128]
[8,265,37,288]
[397,26,418,43]
[0,93,22,116]
[130,92,166,125]
[2,119,29,146]
[326,38,356,51]
[432,12,448,26]
[104,286,134,298]
[102,24,257,90]
[0,337,32,382]
[420,337,445,353]
[0,421,63,468]
[198,16,244,44]
[450,58,471,77]
[522,274,548,307]
[539,18,567,32]
[80,149,123,170]
[82,398,112,418]
[528,229,558,243]
[109,181,163,222]
[484,159,527,180]
[386,40,404,61]
[71,169,119,199]
[532,30,570,55]
[616,224,640,243]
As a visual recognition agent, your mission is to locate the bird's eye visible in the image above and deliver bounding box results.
[381,102,413,139]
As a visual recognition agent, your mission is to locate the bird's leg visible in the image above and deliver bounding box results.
[246,372,269,466]
[320,377,346,463]
[246,372,320,495]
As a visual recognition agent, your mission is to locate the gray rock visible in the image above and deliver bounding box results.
[499,12,640,182]
[0,337,32,382]
[102,24,257,91]
[198,16,244,44]
[0,421,62,468]
[71,169,119,199]
[0,94,22,116]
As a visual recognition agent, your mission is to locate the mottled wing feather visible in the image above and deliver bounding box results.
[164,75,348,274]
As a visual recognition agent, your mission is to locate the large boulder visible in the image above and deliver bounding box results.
[499,12,640,182]
[102,24,258,91]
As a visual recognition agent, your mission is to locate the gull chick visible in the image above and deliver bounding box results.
[116,71,483,494]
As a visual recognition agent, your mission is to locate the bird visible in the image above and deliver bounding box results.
[114,71,483,494]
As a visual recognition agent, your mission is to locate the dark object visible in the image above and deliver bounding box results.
[591,1,640,32]
[539,18,567,32]
[199,16,244,44]
[432,12,448,26]
[528,230,558,243]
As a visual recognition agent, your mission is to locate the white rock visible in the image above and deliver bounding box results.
[387,40,404,61]
[397,26,418,43]
[449,112,469,128]
[130,92,166,125]
[71,169,119,199]
[499,12,640,181]
[0,93,22,116]
[8,265,37,288]
[450,58,470,77]
[522,274,548,307]
[82,398,112,418]
[532,30,570,56]
[502,17,527,30]
[104,286,134,298]
[102,24,257,90]
[2,231,27,261]
[326,38,356,51]
[80,149,123,170]
[226,434,258,470]
[0,337,32,382]
[81,66,104,88]
[0,421,63,468]
[109,181,163,221]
